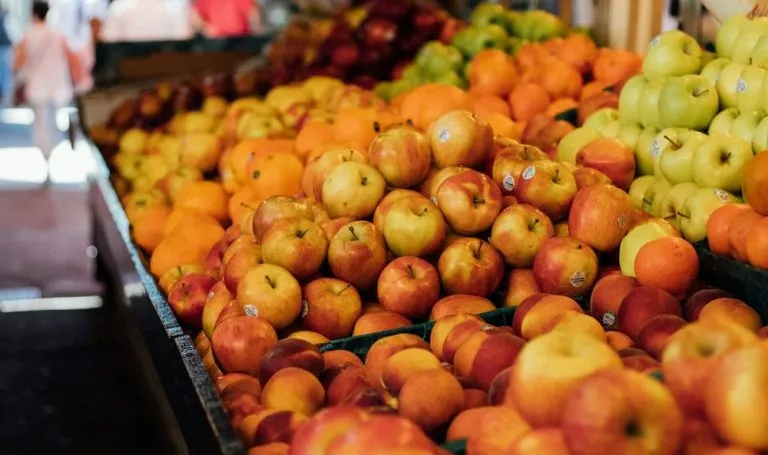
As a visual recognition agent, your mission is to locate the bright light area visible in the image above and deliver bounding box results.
[0,147,48,184]
[0,141,97,187]
[0,295,103,312]
[0,109,34,125]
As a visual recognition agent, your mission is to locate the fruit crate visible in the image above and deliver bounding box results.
[694,241,768,322]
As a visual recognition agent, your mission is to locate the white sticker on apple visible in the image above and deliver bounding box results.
[438,127,450,143]
[502,174,516,192]
[651,138,661,157]
[480,324,494,332]
[430,196,439,206]
[301,300,309,318]
[602,312,617,329]
[650,35,660,47]
[522,165,536,180]
[617,214,629,230]
[737,78,747,94]
[713,189,730,201]
[569,271,586,288]
[244,304,259,318]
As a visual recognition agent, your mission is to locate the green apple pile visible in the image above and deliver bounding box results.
[558,23,768,244]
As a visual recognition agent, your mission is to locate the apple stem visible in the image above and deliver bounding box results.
[348,225,359,241]
[473,241,483,259]
[296,228,309,239]
[240,202,257,211]
[694,88,709,97]
[720,152,731,163]
[663,135,680,149]
[339,284,352,294]
[406,264,416,279]
[361,176,368,186]
[372,121,381,133]
[528,218,540,231]
[676,211,690,219]
[406,118,414,127]
[264,275,276,289]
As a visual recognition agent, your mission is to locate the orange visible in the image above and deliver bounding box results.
[469,50,518,97]
[164,208,210,237]
[555,34,598,75]
[415,85,471,131]
[508,83,550,122]
[132,205,170,253]
[246,152,304,200]
[305,141,353,165]
[484,113,521,141]
[229,138,294,184]
[174,181,229,223]
[746,216,768,269]
[333,107,379,150]
[580,81,610,102]
[540,60,583,100]
[165,213,225,255]
[634,237,698,295]
[546,98,578,118]
[294,121,335,163]
[471,95,512,119]
[399,83,443,123]
[706,204,752,256]
[515,43,551,73]
[229,185,262,226]
[374,108,405,132]
[123,190,167,224]
[727,209,764,262]
[593,49,642,86]
[218,149,240,194]
[302,160,318,200]
[149,236,208,277]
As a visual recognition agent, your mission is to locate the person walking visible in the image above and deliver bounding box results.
[14,1,84,178]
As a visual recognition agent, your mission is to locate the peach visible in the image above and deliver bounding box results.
[684,288,732,321]
[261,367,325,417]
[463,388,489,409]
[325,414,440,455]
[589,275,640,330]
[698,298,761,332]
[362,303,386,314]
[258,338,325,385]
[289,406,369,455]
[196,332,211,357]
[322,363,372,406]
[605,331,635,351]
[216,373,257,394]
[454,330,526,392]
[620,351,661,372]
[338,384,392,410]
[511,293,548,335]
[447,407,501,441]
[466,406,532,455]
[637,314,687,359]
[511,428,570,455]
[352,311,412,336]
[708,449,760,455]
[759,326,768,338]
[441,318,488,364]
[513,294,583,340]
[429,294,496,320]
[211,315,278,376]
[223,243,263,294]
[487,366,514,407]
[225,391,264,433]
[322,350,363,371]
[247,442,290,455]
[429,313,483,360]
[241,409,307,446]
[617,286,681,340]
[287,330,331,345]
[364,334,430,389]
[203,281,233,338]
[680,418,723,455]
[381,348,442,396]
[503,269,541,308]
[397,368,465,432]
[220,377,263,411]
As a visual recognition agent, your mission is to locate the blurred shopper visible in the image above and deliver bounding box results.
[14,1,85,175]
[191,0,261,37]
[101,0,192,42]
[0,3,17,107]
[48,0,94,92]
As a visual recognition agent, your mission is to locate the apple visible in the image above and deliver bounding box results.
[618,75,648,125]
[569,184,634,252]
[643,30,703,78]
[328,220,388,290]
[428,110,492,169]
[302,277,363,340]
[556,127,603,164]
[377,256,440,320]
[533,237,599,297]
[594,119,622,138]
[616,123,643,151]
[742,151,768,215]
[261,218,328,280]
[436,170,503,235]
[252,196,315,241]
[658,75,718,131]
[211,314,278,376]
[716,15,750,58]
[490,204,554,267]
[322,162,387,219]
[583,108,620,132]
[237,263,302,330]
[658,182,700,228]
[561,369,683,455]
[635,127,661,176]
[168,273,217,328]
[438,238,505,297]
[658,129,707,184]
[692,133,754,193]
[619,218,679,277]
[642,178,672,216]
[628,176,656,209]
[638,78,667,129]
[311,148,368,202]
[677,187,739,243]
[717,62,746,109]
[573,167,612,189]
[751,116,768,154]
[730,17,768,63]
[708,108,740,136]
[700,57,730,89]
[383,196,447,257]
[513,161,578,221]
[368,125,432,188]
[492,148,547,195]
[575,137,636,190]
[578,93,620,128]
[372,189,424,233]
[737,65,767,116]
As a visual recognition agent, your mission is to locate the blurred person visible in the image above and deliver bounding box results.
[0,2,20,107]
[14,1,85,178]
[191,0,261,37]
[101,0,192,42]
[48,0,94,92]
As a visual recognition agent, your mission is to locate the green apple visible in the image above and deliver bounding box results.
[658,129,707,184]
[752,116,768,154]
[598,119,623,138]
[692,133,754,193]
[730,110,762,145]
[736,65,767,115]
[730,18,768,64]
[701,51,717,68]
[472,24,510,53]
[401,64,424,82]
[677,187,739,242]
[699,57,730,88]
[583,108,620,131]
[556,127,603,164]
[708,107,740,136]
[658,182,700,228]
[642,178,672,215]
[658,75,718,130]
[643,30,703,78]
[518,10,566,42]
[635,127,661,176]
[618,75,648,125]
[505,10,522,36]
[749,33,768,69]
[716,62,746,108]
[617,123,643,150]
[506,36,525,55]
[389,79,418,99]
[373,81,393,101]
[717,15,749,58]
[452,27,481,57]
[433,71,467,89]
[652,127,699,177]
[638,78,667,128]
[628,175,657,209]
[470,3,508,28]
[619,218,679,277]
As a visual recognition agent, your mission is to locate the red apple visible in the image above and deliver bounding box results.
[490,204,554,267]
[383,196,446,257]
[372,189,423,233]
[513,161,577,221]
[428,110,492,169]
[568,184,634,252]
[369,125,432,188]
[573,166,612,189]
[575,138,636,190]
[252,195,314,240]
[302,277,363,340]
[211,314,278,376]
[617,286,681,340]
[684,288,732,321]
[503,268,541,308]
[328,220,387,290]
[237,263,303,330]
[438,238,505,298]
[589,275,640,330]
[261,218,328,280]
[377,256,440,320]
[167,273,217,328]
[532,237,599,297]
[435,169,503,235]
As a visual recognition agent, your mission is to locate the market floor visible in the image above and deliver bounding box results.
[0,109,165,454]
